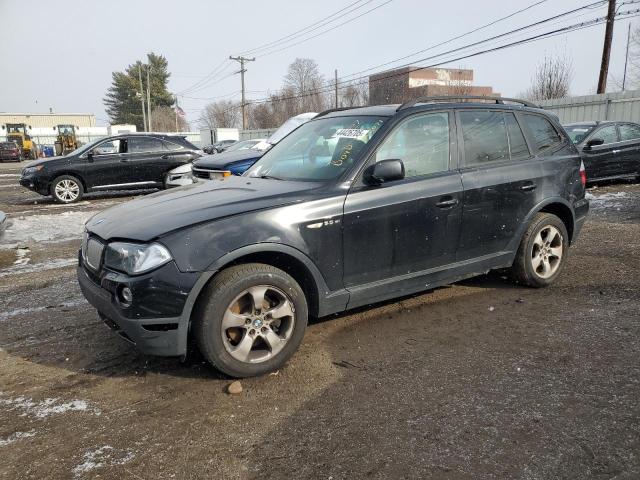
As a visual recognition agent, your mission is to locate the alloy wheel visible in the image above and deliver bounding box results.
[54,179,80,202]
[221,285,296,363]
[531,225,563,279]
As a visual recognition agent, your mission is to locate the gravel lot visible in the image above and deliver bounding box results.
[1,161,639,479]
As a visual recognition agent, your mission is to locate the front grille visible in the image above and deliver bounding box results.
[84,237,105,271]
[193,168,227,180]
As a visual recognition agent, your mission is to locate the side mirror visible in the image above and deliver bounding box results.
[87,151,94,161]
[364,159,405,185]
[585,138,604,149]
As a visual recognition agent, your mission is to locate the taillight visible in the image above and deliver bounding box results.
[579,160,587,186]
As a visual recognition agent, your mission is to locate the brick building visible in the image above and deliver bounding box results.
[369,67,497,105]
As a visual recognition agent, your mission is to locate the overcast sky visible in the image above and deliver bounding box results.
[0,0,635,127]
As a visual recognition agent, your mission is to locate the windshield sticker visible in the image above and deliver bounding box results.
[333,128,369,139]
[571,128,590,132]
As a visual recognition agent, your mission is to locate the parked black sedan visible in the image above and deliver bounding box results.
[19,134,201,203]
[565,121,640,183]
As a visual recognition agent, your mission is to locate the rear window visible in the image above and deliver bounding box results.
[522,114,562,152]
[0,142,17,148]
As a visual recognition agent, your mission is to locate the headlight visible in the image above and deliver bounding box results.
[104,242,172,275]
[22,165,43,175]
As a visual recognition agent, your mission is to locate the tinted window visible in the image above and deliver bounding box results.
[375,112,449,177]
[565,125,595,144]
[127,137,163,153]
[505,113,530,160]
[94,139,122,155]
[163,140,185,151]
[593,125,618,144]
[522,114,561,152]
[459,110,509,165]
[618,123,640,141]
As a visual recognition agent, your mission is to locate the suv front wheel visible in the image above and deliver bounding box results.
[511,212,569,288]
[194,263,308,378]
[51,175,84,203]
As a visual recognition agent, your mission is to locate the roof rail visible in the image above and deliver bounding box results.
[315,106,364,118]
[397,96,538,111]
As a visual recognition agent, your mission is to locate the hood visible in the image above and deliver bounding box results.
[23,156,66,168]
[85,175,320,242]
[193,149,264,170]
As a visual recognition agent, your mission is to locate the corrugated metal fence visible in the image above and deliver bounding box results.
[538,90,640,124]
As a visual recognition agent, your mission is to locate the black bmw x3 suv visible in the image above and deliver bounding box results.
[20,133,201,203]
[78,96,589,378]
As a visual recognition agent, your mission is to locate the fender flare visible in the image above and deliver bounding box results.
[507,196,576,253]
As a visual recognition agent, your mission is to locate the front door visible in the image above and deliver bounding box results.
[581,124,619,180]
[343,111,463,306]
[83,138,131,189]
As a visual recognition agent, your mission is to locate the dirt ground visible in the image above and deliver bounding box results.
[1,161,639,479]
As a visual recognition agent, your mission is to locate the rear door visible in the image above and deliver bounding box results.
[617,123,640,176]
[456,109,541,261]
[581,124,619,180]
[343,111,463,302]
[124,136,168,183]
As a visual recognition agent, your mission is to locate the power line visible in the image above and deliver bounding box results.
[238,0,372,55]
[176,59,231,95]
[255,0,396,58]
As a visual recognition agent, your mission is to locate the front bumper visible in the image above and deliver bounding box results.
[19,175,49,195]
[77,255,201,357]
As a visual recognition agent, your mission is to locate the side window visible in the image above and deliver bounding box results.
[459,110,509,165]
[375,112,450,177]
[522,114,562,152]
[127,137,164,153]
[593,125,618,144]
[505,113,530,160]
[94,139,121,155]
[163,140,184,151]
[618,124,640,141]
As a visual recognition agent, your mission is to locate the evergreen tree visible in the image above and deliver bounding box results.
[103,53,174,130]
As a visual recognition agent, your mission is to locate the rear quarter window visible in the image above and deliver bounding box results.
[522,114,563,153]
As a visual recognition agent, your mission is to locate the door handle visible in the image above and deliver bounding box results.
[119,158,130,163]
[161,154,169,160]
[612,150,620,154]
[519,183,537,192]
[435,198,459,208]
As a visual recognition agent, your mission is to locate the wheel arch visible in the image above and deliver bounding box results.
[50,171,88,193]
[510,197,576,253]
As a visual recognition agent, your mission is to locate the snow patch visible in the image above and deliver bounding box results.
[0,211,93,249]
[0,392,101,418]
[0,430,36,447]
[0,258,76,277]
[72,446,135,478]
[0,298,86,322]
[0,174,20,178]
[585,191,630,209]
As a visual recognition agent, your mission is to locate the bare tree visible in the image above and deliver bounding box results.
[199,100,241,129]
[340,80,369,107]
[284,58,328,112]
[151,106,189,132]
[525,53,573,100]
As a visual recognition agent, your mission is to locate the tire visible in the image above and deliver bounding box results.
[194,263,308,378]
[510,212,569,288]
[51,175,84,204]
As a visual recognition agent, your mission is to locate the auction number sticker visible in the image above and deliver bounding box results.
[334,128,369,138]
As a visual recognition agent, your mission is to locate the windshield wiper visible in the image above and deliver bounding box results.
[258,174,283,180]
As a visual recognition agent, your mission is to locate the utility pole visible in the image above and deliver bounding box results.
[623,22,631,91]
[597,0,616,94]
[138,65,147,132]
[229,55,255,130]
[146,65,152,131]
[174,95,179,132]
[335,69,339,108]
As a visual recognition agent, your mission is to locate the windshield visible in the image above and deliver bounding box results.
[225,140,259,152]
[565,125,595,144]
[246,115,386,182]
[71,137,105,156]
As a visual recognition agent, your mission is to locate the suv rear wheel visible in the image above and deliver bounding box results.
[194,263,308,378]
[51,175,84,203]
[510,212,568,288]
